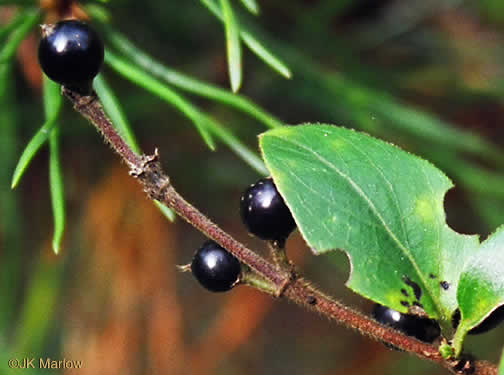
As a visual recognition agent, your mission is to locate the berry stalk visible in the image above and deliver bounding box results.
[63,88,497,375]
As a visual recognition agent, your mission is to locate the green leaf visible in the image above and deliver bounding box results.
[100,25,282,128]
[274,43,503,165]
[43,76,65,254]
[42,75,62,118]
[239,0,259,15]
[106,51,266,174]
[240,32,292,79]
[203,115,268,175]
[100,41,266,175]
[102,44,266,175]
[453,226,504,355]
[11,79,62,188]
[260,124,478,323]
[49,125,65,254]
[84,3,111,23]
[105,51,216,151]
[200,0,292,79]
[0,9,27,42]
[220,0,242,92]
[0,9,39,63]
[94,74,141,154]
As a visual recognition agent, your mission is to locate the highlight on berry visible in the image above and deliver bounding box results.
[372,304,441,344]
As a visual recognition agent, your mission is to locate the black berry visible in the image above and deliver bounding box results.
[372,304,440,343]
[240,178,296,242]
[452,306,504,335]
[38,20,104,94]
[191,240,241,293]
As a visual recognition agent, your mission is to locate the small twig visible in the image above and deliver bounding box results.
[62,88,141,167]
[62,88,497,375]
[268,240,292,270]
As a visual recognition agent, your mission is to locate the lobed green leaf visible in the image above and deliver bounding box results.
[260,124,479,324]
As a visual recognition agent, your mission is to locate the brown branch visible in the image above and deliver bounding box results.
[62,88,498,375]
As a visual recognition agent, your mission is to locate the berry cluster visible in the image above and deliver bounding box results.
[37,20,297,295]
[37,17,504,352]
[189,177,296,292]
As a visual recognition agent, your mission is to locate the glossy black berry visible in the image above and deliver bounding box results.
[452,306,504,335]
[373,304,440,343]
[240,178,296,242]
[38,20,104,94]
[191,240,241,293]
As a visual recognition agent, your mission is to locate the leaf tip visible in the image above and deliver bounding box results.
[230,74,242,93]
[52,241,60,255]
[208,141,217,152]
[11,170,21,189]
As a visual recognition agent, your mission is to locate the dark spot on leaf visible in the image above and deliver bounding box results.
[440,281,450,290]
[307,296,317,305]
[452,309,461,329]
[402,275,422,301]
[400,288,409,297]
[429,273,436,279]
[400,301,410,307]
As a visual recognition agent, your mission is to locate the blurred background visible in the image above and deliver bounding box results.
[1,0,504,374]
